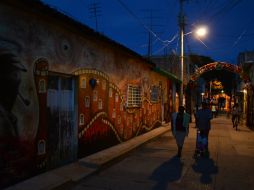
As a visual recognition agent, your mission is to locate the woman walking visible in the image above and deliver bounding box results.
[171,106,191,158]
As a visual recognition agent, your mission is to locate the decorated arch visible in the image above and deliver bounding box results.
[190,62,249,82]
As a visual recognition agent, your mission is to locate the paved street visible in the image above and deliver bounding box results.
[55,115,254,190]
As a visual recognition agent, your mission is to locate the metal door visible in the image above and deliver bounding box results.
[47,75,76,168]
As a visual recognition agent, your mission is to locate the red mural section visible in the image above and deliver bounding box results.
[74,69,163,158]
[34,59,48,171]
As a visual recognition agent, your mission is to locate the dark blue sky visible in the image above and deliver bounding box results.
[41,0,254,64]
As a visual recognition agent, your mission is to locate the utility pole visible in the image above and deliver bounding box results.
[178,0,186,106]
[142,9,163,59]
[88,2,101,31]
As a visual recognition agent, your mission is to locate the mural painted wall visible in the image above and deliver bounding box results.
[74,69,167,157]
[0,1,175,188]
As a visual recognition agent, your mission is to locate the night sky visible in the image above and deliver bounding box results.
[41,0,254,64]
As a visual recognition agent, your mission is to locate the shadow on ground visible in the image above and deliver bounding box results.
[150,155,183,190]
[192,157,218,184]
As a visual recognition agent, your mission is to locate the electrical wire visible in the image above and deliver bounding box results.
[232,29,247,48]
[152,33,179,54]
[115,0,177,45]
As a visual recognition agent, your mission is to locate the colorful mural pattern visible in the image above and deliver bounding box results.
[74,68,163,157]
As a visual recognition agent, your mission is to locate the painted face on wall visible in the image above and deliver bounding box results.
[0,50,26,110]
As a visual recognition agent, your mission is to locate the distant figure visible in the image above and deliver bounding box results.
[171,106,190,158]
[231,103,241,130]
[193,104,199,128]
[211,104,217,118]
[195,102,213,152]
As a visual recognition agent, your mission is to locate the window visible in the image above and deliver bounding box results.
[102,80,106,90]
[120,103,124,111]
[81,78,86,88]
[112,108,116,118]
[118,116,121,125]
[39,79,46,93]
[93,90,98,101]
[115,93,119,102]
[109,87,113,97]
[38,140,46,155]
[151,86,160,102]
[79,114,84,125]
[85,96,90,107]
[127,85,141,107]
[98,99,103,109]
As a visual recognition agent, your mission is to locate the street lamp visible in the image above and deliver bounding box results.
[194,26,208,38]
[178,0,208,107]
[179,24,208,106]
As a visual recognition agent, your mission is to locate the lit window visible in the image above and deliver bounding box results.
[127,85,141,107]
[39,79,46,93]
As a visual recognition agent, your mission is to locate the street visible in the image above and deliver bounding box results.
[56,115,254,190]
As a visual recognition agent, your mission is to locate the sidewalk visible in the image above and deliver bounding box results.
[49,116,254,190]
[5,124,170,190]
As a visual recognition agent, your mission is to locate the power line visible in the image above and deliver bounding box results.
[152,33,179,54]
[115,0,177,45]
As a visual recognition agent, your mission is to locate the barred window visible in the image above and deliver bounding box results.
[127,85,141,107]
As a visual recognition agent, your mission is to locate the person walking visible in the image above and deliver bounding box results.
[211,104,217,118]
[171,106,190,158]
[231,103,241,130]
[195,102,213,153]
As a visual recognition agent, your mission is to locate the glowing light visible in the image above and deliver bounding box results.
[195,26,208,38]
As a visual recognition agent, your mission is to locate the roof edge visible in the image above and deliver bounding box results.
[153,67,181,83]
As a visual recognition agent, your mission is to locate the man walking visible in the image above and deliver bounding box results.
[195,102,213,154]
[231,103,241,130]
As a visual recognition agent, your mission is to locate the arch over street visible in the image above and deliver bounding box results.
[190,62,249,82]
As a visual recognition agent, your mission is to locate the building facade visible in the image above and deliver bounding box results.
[0,0,179,187]
[237,51,254,128]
